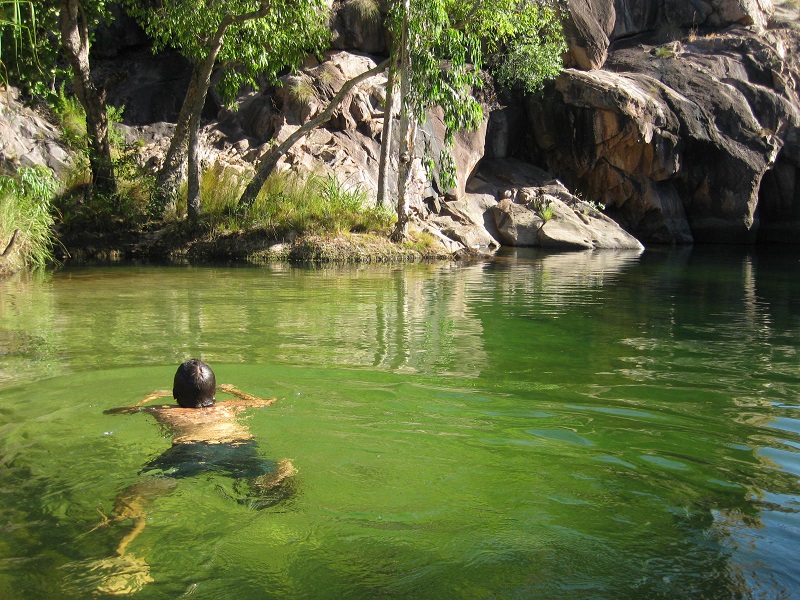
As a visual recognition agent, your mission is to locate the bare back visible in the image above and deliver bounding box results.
[137,387,277,445]
[149,404,254,445]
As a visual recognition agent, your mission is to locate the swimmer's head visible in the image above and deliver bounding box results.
[173,359,216,408]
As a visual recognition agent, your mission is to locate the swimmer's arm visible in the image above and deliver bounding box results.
[103,390,173,415]
[218,384,278,408]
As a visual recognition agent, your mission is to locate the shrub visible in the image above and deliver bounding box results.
[0,166,57,270]
[197,166,394,237]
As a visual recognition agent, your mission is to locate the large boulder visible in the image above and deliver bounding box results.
[527,19,800,243]
[563,0,775,72]
[563,0,616,70]
[470,159,644,250]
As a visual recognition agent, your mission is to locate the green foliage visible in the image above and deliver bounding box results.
[0,166,57,270]
[0,1,111,98]
[194,166,393,236]
[490,1,567,94]
[0,0,47,91]
[52,85,87,149]
[125,0,329,105]
[388,0,565,190]
[389,0,484,133]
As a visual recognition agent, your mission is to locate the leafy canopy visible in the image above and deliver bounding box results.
[387,0,565,188]
[0,1,119,97]
[125,0,330,103]
[0,1,55,94]
[484,0,567,94]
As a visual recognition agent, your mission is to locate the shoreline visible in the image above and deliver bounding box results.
[53,226,458,268]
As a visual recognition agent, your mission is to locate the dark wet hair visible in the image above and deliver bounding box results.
[173,359,216,408]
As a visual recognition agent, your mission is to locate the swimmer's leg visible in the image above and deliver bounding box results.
[254,459,297,492]
[80,478,178,595]
[237,459,297,510]
[112,477,178,555]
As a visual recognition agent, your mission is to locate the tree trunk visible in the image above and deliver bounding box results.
[153,70,198,215]
[186,107,202,221]
[155,1,271,219]
[376,61,396,209]
[58,0,116,199]
[391,0,412,243]
[237,59,390,209]
[1,229,21,258]
[184,18,233,220]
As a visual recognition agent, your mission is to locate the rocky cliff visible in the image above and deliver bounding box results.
[3,0,799,251]
[534,0,800,244]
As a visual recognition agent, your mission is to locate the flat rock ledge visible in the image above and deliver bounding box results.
[453,159,644,252]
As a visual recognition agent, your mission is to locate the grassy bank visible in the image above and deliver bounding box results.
[53,163,451,265]
[0,167,58,275]
[1,92,453,271]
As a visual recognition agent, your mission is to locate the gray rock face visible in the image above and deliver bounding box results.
[563,0,775,72]
[528,16,800,243]
[613,0,773,37]
[0,88,72,176]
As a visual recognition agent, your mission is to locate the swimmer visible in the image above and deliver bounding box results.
[86,359,295,595]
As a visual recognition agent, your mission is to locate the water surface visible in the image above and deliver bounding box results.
[1,247,799,598]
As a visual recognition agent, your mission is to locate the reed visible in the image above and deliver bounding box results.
[0,166,57,270]
[197,165,393,237]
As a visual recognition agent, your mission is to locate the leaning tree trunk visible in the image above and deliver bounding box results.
[376,59,397,209]
[153,71,198,215]
[184,17,234,221]
[391,0,412,242]
[237,59,390,209]
[186,104,202,221]
[156,0,272,220]
[59,0,116,199]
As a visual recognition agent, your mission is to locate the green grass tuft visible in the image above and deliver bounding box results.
[0,166,58,271]
[193,165,394,238]
[284,77,318,107]
[538,205,554,222]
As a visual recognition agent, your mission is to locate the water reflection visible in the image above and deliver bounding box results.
[0,262,494,382]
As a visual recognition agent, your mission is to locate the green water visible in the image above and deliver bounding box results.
[1,247,799,599]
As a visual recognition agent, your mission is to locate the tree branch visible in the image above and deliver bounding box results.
[237,58,391,208]
[1,229,21,258]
